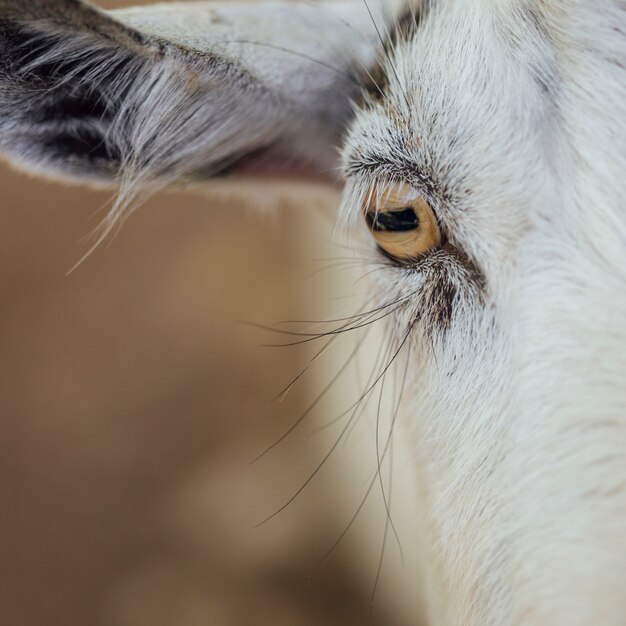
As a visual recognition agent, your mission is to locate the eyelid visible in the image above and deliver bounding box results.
[366,182,421,212]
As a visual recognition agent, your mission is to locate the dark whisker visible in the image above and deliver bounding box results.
[273,289,412,327]
[352,264,395,285]
[321,319,416,425]
[316,322,414,564]
[375,364,398,554]
[251,324,374,464]
[249,289,419,348]
[274,335,338,403]
[256,318,415,527]
[371,431,394,614]
[361,0,412,110]
[376,336,413,565]
[303,258,387,280]
[311,323,395,437]
[272,299,377,399]
[318,466,381,566]
[255,369,379,527]
[260,303,404,347]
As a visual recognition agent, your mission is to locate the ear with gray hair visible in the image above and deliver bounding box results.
[0,0,392,196]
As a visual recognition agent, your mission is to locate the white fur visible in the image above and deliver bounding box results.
[1,1,625,623]
[342,2,626,623]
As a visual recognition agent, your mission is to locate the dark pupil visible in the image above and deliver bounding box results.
[367,207,419,232]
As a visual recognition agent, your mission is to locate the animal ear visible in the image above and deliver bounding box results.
[0,0,388,188]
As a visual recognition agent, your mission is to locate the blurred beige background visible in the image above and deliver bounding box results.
[0,161,409,626]
[0,2,421,625]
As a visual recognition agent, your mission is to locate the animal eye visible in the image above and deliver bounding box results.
[363,184,441,261]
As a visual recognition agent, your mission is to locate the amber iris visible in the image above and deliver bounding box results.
[363,184,441,261]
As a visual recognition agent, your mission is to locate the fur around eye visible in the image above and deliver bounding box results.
[363,184,441,262]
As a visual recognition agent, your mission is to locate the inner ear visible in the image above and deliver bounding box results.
[14,37,127,166]
[0,8,152,181]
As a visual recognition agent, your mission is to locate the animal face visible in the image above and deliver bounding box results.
[1,1,624,623]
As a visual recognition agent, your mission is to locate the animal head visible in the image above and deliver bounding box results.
[1,1,625,623]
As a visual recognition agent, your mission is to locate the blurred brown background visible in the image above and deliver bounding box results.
[0,2,420,625]
[0,164,410,626]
